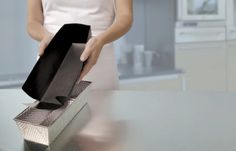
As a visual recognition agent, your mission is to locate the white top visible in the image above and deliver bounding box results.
[42,0,116,36]
[41,0,119,90]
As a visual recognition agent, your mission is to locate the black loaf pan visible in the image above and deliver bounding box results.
[22,24,91,105]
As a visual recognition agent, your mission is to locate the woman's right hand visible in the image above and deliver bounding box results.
[39,30,54,56]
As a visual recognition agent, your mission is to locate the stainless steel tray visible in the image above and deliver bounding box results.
[14,81,91,146]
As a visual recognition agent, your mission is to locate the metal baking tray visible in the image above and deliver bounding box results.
[14,81,91,146]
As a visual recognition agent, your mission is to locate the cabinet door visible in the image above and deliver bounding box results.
[227,42,236,91]
[181,0,226,20]
[175,42,226,91]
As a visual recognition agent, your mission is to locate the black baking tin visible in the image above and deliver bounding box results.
[22,24,91,105]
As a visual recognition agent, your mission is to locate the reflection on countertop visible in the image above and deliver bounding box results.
[2,90,236,151]
[23,104,127,151]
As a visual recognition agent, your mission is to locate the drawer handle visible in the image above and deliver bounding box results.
[178,32,223,35]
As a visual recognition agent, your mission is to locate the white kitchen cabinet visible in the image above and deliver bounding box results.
[175,42,227,91]
[226,41,236,91]
[175,27,226,43]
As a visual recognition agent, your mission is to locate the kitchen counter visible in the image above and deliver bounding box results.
[118,63,183,80]
[1,89,236,151]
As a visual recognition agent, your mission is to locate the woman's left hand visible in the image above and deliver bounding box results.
[79,36,104,80]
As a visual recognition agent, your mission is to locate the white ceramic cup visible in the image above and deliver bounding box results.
[133,45,145,75]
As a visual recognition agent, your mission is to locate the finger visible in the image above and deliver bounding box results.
[80,46,93,61]
[39,42,47,56]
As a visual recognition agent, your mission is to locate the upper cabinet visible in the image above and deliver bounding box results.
[178,0,226,21]
[227,0,236,40]
[176,0,236,43]
[176,0,228,43]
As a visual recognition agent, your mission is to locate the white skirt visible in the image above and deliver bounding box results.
[82,43,119,90]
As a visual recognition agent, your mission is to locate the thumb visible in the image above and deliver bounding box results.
[39,42,47,56]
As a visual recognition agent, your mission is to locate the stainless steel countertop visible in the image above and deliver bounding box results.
[1,89,236,151]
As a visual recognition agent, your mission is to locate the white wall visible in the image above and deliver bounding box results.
[0,0,37,76]
[124,0,176,70]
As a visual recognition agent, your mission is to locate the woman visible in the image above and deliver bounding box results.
[27,0,133,90]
